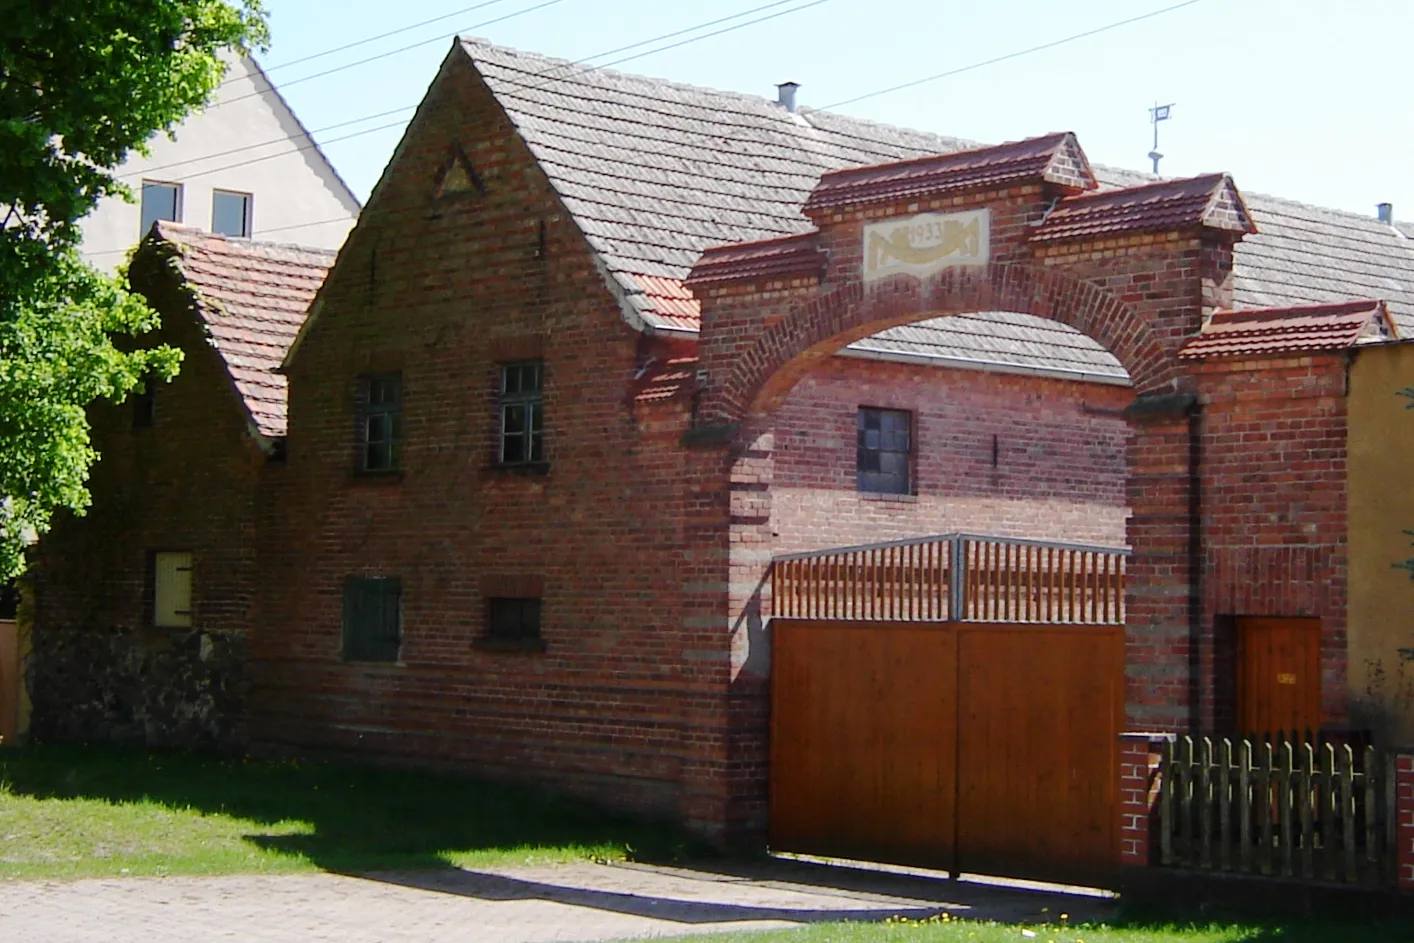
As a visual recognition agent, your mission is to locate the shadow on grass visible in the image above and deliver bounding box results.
[0,743,708,874]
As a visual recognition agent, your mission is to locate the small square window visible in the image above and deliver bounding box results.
[342,577,401,662]
[857,407,913,495]
[487,597,541,642]
[140,181,181,235]
[498,361,544,465]
[153,551,193,628]
[359,373,402,471]
[211,190,251,238]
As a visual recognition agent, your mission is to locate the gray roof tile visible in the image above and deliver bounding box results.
[461,38,1414,379]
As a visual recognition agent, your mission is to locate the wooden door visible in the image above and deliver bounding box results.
[1237,616,1321,738]
[956,624,1124,884]
[770,619,958,869]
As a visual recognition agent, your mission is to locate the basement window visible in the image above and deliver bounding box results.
[342,577,401,662]
[498,361,544,465]
[153,551,193,628]
[487,597,542,643]
[857,407,913,495]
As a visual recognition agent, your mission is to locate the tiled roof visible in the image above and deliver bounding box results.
[149,222,334,438]
[687,232,824,287]
[1178,300,1397,360]
[1031,173,1255,244]
[804,132,1095,216]
[851,311,1127,382]
[459,38,1414,379]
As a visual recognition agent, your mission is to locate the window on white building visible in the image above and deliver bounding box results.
[211,190,252,238]
[140,182,181,236]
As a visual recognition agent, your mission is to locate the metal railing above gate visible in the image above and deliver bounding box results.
[771,533,1128,625]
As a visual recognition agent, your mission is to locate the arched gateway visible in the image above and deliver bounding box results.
[678,133,1261,877]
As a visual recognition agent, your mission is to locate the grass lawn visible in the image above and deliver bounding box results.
[635,911,1414,943]
[0,744,698,881]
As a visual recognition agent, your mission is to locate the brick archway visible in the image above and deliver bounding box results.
[713,260,1176,427]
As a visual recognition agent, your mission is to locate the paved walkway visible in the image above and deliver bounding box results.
[0,858,1116,943]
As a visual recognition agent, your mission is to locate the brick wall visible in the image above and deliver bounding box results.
[30,259,263,748]
[1194,354,1350,730]
[253,54,714,823]
[771,356,1131,551]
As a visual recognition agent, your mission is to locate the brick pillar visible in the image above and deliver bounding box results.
[1124,397,1201,732]
[1398,751,1414,892]
[1119,732,1170,870]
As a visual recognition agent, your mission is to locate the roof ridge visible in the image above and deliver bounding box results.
[154,221,338,260]
[461,35,1400,237]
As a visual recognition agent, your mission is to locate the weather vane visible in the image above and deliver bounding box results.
[1148,102,1174,175]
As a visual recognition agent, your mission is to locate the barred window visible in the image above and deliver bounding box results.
[857,407,912,495]
[498,361,543,465]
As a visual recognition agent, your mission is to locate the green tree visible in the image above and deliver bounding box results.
[0,1,267,578]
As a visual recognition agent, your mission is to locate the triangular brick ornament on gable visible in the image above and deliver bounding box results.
[1040,132,1098,192]
[433,143,485,199]
[1201,174,1258,236]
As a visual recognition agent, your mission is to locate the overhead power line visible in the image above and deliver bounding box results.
[122,106,417,181]
[235,0,515,81]
[211,0,572,110]
[818,0,1207,110]
[125,0,836,185]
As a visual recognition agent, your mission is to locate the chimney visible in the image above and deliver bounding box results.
[1378,202,1394,223]
[776,81,800,114]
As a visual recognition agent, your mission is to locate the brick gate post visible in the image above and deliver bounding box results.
[1397,749,1414,892]
[1118,732,1172,872]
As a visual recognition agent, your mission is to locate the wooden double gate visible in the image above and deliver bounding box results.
[769,535,1127,885]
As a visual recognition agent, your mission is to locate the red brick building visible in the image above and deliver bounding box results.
[29,224,333,746]
[29,38,1414,871]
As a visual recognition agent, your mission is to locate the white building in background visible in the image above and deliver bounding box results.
[80,55,361,269]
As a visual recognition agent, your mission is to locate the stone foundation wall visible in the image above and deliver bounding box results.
[27,624,246,748]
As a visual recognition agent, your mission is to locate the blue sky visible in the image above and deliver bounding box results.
[256,0,1409,220]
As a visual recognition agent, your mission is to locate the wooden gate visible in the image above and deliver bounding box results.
[770,535,1127,885]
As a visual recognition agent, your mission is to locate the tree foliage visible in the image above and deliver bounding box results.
[0,1,267,578]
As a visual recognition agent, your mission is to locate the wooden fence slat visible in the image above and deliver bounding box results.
[1342,745,1356,883]
[1364,745,1378,886]
[1279,741,1294,877]
[1160,739,1174,866]
[1218,739,1232,872]
[1259,741,1274,876]
[1317,746,1329,887]
[1179,737,1194,865]
[1199,737,1213,869]
[1238,739,1252,874]
[1299,742,1314,880]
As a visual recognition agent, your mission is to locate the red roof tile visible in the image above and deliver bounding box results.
[148,222,334,438]
[686,232,824,288]
[802,133,1095,216]
[1178,299,1397,359]
[1031,173,1256,244]
[631,274,700,331]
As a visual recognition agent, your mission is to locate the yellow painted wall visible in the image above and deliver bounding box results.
[1348,341,1414,741]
